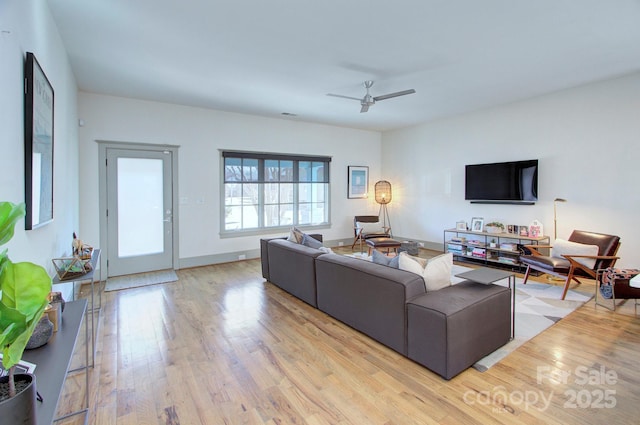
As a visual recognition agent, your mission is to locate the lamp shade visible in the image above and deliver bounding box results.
[374,180,392,204]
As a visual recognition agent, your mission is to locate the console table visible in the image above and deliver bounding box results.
[52,248,101,367]
[22,299,89,424]
[444,228,550,272]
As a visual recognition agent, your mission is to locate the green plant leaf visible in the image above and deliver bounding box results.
[0,260,51,370]
[0,202,25,246]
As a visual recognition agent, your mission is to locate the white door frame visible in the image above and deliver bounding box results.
[97,140,180,276]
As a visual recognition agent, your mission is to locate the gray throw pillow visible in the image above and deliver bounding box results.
[371,250,399,268]
[302,233,324,249]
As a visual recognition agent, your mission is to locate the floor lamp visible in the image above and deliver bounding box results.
[375,180,392,236]
[548,198,567,282]
[554,198,567,240]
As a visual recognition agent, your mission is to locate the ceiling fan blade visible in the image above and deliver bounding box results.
[373,89,416,101]
[360,104,369,113]
[327,93,362,102]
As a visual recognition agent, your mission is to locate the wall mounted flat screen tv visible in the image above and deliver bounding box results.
[465,159,538,204]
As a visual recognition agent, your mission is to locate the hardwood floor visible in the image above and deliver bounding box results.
[56,250,640,424]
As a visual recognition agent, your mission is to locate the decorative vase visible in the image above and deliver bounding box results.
[48,291,65,312]
[0,374,37,425]
[25,314,54,350]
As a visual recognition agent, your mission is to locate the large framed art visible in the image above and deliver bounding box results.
[347,166,368,199]
[24,52,54,230]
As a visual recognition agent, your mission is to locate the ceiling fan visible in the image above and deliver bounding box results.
[327,80,416,113]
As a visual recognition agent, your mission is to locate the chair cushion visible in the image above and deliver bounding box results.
[366,237,401,248]
[520,254,571,273]
[551,238,599,269]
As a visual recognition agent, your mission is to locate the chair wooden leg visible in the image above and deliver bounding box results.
[561,269,577,301]
[522,265,532,284]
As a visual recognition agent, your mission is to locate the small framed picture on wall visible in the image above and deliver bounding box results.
[347,166,368,199]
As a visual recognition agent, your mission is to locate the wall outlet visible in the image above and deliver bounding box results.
[338,241,344,246]
[238,254,246,260]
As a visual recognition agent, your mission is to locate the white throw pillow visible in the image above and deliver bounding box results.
[399,252,452,292]
[287,226,304,243]
[551,238,599,269]
[399,252,425,275]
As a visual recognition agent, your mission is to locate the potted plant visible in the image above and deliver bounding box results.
[0,201,51,425]
[485,222,505,234]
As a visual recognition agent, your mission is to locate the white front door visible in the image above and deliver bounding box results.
[106,148,174,277]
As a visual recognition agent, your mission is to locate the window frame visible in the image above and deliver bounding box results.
[220,150,331,237]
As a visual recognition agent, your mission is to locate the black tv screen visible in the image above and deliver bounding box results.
[465,159,538,204]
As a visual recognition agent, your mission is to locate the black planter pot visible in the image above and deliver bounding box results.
[0,373,37,425]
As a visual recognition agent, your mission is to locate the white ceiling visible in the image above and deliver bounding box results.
[47,0,640,132]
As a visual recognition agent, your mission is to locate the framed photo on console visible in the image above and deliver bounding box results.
[347,166,368,199]
[471,217,484,232]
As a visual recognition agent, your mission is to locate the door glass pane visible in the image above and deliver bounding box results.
[117,158,164,257]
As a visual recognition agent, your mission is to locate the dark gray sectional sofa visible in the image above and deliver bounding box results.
[260,236,511,379]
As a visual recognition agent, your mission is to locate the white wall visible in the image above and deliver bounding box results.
[383,72,640,268]
[77,93,381,266]
[0,0,79,271]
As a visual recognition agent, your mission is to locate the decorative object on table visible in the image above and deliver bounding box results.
[470,217,484,232]
[519,225,529,237]
[528,220,544,238]
[72,232,93,260]
[52,256,92,281]
[347,166,368,199]
[0,201,51,423]
[553,198,567,239]
[489,239,497,248]
[374,180,392,236]
[47,291,65,313]
[456,221,467,231]
[25,314,53,350]
[485,222,504,234]
[24,52,54,231]
[44,303,60,332]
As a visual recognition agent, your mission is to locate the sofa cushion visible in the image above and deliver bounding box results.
[371,250,399,268]
[399,252,452,292]
[551,238,599,269]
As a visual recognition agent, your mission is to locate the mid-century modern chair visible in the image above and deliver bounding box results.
[520,230,621,300]
[351,215,391,249]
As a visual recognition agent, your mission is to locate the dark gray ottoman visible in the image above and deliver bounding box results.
[407,281,511,380]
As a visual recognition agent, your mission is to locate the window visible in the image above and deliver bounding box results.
[222,151,330,233]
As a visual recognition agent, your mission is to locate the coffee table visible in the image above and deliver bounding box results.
[455,267,516,339]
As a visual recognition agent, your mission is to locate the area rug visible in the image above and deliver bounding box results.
[104,269,178,292]
[450,264,595,372]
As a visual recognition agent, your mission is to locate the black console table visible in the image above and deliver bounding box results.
[22,299,89,424]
